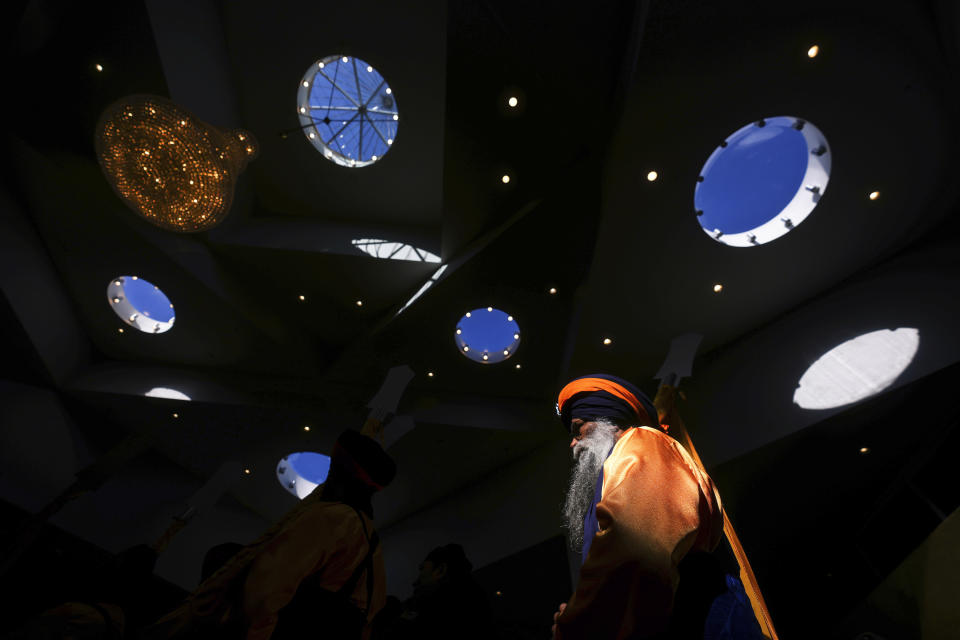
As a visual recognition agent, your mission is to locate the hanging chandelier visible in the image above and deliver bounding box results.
[95,94,258,233]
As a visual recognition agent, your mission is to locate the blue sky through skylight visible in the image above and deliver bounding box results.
[123,277,175,322]
[456,308,520,364]
[300,56,398,167]
[696,121,809,235]
[288,451,331,484]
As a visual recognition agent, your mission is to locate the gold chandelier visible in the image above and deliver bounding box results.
[95,94,258,233]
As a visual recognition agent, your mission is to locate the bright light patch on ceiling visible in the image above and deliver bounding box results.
[297,55,398,168]
[145,387,191,401]
[794,328,919,410]
[455,307,520,364]
[277,451,331,500]
[695,116,830,247]
[351,238,441,263]
[107,276,175,334]
[396,264,448,316]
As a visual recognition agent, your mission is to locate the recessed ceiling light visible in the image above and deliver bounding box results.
[515,364,521,369]
[244,468,251,474]
[549,287,557,295]
[713,284,723,293]
[95,63,104,72]
[507,96,518,107]
[386,88,392,95]
[869,191,880,200]
[501,174,511,184]
[299,107,306,114]
[647,171,658,181]
[356,300,363,307]
[807,45,820,58]
[859,447,870,454]
[117,328,124,333]
[465,312,472,318]
[427,371,434,377]
[303,425,310,432]
[482,354,489,361]
[456,329,462,335]
[487,306,493,312]
[366,65,373,72]
[172,413,179,418]
[342,56,349,63]
[603,338,612,345]
[299,295,306,301]
[302,81,309,87]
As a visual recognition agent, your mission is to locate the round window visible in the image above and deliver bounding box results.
[107,276,175,334]
[455,308,520,364]
[297,56,398,167]
[277,452,331,500]
[695,117,830,247]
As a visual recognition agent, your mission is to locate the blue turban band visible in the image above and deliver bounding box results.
[556,373,659,434]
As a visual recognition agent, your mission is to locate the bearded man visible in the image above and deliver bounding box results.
[552,374,728,639]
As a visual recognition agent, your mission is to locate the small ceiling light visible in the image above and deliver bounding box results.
[503,350,509,356]
[385,88,392,95]
[342,56,349,63]
[131,276,138,280]
[869,191,880,201]
[496,590,503,596]
[515,364,521,369]
[393,114,399,121]
[95,63,104,72]
[713,284,723,293]
[463,346,469,352]
[859,446,870,454]
[304,425,311,432]
[299,107,306,114]
[807,45,819,58]
[298,294,306,301]
[318,62,325,69]
[549,287,557,295]
[387,139,393,144]
[117,327,124,333]
[507,315,513,321]
[303,81,309,87]
[309,132,317,139]
[371,155,378,161]
[482,354,489,361]
[513,333,519,339]
[456,328,462,335]
[427,371,435,377]
[501,174,511,184]
[487,306,493,312]
[355,300,364,307]
[244,468,251,475]
[507,96,518,108]
[647,171,658,182]
[112,297,120,304]
[172,412,179,418]
[603,338,612,345]
[366,65,373,72]
[465,312,472,318]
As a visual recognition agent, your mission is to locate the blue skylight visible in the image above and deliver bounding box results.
[455,308,521,364]
[694,117,831,247]
[277,451,331,500]
[107,276,175,334]
[297,56,398,167]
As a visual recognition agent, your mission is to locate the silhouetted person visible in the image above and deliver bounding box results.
[141,429,396,640]
[373,544,494,640]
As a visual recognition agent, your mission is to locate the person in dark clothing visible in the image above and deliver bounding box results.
[373,544,494,640]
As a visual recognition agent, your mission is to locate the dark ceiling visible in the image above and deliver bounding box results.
[3,0,960,636]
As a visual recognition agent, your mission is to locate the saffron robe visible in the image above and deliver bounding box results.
[145,489,385,640]
[556,426,724,639]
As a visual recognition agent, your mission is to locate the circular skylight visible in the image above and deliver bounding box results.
[297,56,398,167]
[695,116,830,247]
[793,328,919,410]
[455,308,520,364]
[107,276,175,334]
[277,451,331,500]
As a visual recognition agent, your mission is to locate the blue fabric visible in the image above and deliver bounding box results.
[581,463,605,565]
[702,574,767,640]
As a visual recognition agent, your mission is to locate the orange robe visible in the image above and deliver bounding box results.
[148,490,385,640]
[556,427,724,639]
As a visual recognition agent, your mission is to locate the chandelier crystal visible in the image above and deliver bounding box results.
[95,95,258,233]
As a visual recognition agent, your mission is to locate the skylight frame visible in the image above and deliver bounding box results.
[695,116,831,247]
[107,276,175,334]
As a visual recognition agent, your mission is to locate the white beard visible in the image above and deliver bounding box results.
[562,419,621,553]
